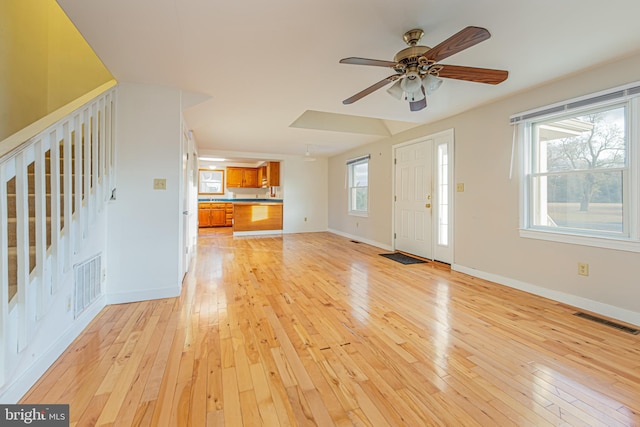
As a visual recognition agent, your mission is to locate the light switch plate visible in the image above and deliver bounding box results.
[153,178,167,190]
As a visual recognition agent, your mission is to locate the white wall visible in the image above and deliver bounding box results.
[107,82,183,303]
[328,52,640,325]
[282,156,328,233]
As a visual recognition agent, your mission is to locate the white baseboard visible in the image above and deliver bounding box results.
[0,295,107,403]
[233,230,283,237]
[452,264,640,327]
[106,286,180,305]
[327,229,393,251]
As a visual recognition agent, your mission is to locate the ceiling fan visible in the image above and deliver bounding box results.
[303,144,316,162]
[340,26,508,111]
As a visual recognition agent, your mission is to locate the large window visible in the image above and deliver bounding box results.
[347,155,369,216]
[515,83,640,251]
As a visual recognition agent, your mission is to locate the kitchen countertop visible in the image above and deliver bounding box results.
[198,198,283,203]
[232,201,283,205]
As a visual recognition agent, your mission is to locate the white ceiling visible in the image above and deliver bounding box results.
[57,0,640,159]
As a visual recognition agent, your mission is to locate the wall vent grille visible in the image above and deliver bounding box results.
[74,254,102,318]
[573,312,639,335]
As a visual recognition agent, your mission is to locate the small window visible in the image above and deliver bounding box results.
[514,83,640,251]
[347,155,369,216]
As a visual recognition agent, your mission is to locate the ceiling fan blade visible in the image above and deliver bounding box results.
[340,57,398,68]
[425,26,491,63]
[342,75,399,105]
[437,64,508,84]
[409,86,427,111]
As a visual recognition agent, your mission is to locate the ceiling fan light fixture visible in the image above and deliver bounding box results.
[424,74,443,95]
[386,80,404,100]
[304,144,317,162]
[404,88,425,103]
[400,71,422,93]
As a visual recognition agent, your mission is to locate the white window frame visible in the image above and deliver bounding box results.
[514,82,640,252]
[347,155,369,217]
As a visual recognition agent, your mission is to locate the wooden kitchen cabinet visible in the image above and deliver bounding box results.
[226,168,244,187]
[233,202,283,232]
[198,206,212,227]
[257,167,264,187]
[266,161,280,186]
[225,203,233,226]
[226,167,258,188]
[258,162,280,187]
[199,202,233,227]
[226,163,279,188]
[243,168,258,187]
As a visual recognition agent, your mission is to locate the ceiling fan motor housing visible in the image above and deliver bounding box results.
[394,46,434,75]
[402,29,425,46]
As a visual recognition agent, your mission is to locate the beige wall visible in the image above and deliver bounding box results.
[328,51,640,323]
[0,0,112,142]
[328,139,393,248]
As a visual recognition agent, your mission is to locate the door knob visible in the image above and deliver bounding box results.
[425,204,431,208]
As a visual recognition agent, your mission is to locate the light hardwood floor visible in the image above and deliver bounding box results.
[21,228,640,426]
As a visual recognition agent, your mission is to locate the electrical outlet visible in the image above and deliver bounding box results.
[304,217,307,222]
[578,262,589,276]
[66,296,72,312]
[153,178,167,190]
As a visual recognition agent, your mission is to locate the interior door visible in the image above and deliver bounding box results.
[394,140,433,258]
[181,130,191,277]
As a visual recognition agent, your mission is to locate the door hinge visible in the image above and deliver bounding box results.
[394,158,397,165]
[394,195,396,202]
[394,233,396,239]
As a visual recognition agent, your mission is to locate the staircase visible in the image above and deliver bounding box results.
[0,81,116,391]
[6,142,74,300]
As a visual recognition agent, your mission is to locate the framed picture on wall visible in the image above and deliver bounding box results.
[198,169,224,194]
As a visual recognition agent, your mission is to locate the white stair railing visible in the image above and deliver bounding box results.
[0,81,116,387]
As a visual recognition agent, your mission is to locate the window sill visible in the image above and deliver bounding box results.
[348,211,369,218]
[519,228,640,253]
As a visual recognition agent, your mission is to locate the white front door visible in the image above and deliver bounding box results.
[394,140,433,259]
[394,129,454,264]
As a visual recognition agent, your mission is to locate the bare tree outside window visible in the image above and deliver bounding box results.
[532,106,627,233]
[545,110,626,211]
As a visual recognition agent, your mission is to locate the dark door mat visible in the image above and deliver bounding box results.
[379,252,427,264]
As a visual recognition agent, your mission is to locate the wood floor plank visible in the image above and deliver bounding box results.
[95,312,160,425]
[249,362,281,427]
[19,229,640,426]
[222,366,243,426]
